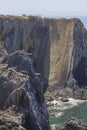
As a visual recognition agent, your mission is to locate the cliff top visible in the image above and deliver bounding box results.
[0,14,84,23]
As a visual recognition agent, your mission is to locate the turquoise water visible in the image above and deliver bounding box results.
[49,101,87,128]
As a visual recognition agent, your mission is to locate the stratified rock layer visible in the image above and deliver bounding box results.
[0,106,26,130]
[0,15,87,130]
[0,50,50,130]
[0,15,87,88]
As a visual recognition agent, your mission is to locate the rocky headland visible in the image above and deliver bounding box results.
[0,15,87,130]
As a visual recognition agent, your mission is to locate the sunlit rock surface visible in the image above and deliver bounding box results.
[61,118,87,130]
[0,50,50,130]
[0,15,87,88]
[0,15,87,130]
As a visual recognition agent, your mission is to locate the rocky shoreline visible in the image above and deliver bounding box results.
[51,118,87,130]
[45,86,87,104]
[50,106,87,130]
[45,90,87,130]
[61,117,87,130]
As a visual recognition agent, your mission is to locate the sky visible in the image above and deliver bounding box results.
[0,0,87,28]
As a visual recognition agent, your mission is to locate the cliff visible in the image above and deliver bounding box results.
[0,15,87,130]
[0,50,50,130]
[0,15,87,88]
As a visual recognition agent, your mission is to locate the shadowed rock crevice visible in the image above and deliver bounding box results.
[73,57,87,87]
[63,19,87,89]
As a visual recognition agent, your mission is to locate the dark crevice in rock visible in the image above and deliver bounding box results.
[73,57,87,87]
[23,113,40,130]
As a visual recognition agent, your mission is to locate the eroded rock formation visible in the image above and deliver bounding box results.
[61,117,87,130]
[0,15,87,88]
[0,106,26,130]
[0,15,87,129]
[0,50,50,130]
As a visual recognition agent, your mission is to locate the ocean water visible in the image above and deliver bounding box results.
[49,100,87,128]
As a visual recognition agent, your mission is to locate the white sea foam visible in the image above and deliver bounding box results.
[48,98,86,110]
[51,124,56,130]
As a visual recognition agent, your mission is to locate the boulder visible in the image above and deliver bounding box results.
[61,117,87,130]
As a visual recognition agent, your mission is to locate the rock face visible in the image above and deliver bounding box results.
[0,106,26,130]
[61,118,87,130]
[0,50,50,130]
[0,15,87,88]
[0,15,87,129]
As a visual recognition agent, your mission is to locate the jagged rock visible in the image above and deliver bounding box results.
[4,50,47,101]
[61,117,87,130]
[0,106,26,130]
[4,50,36,78]
[62,98,69,102]
[0,50,51,130]
[0,64,29,108]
